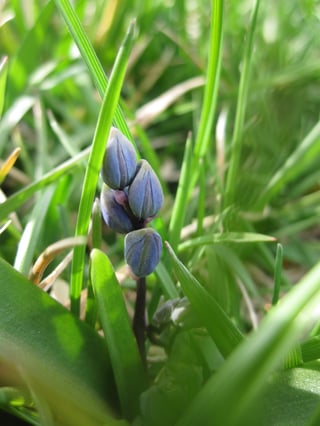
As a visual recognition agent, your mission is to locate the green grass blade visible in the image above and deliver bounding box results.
[14,186,56,275]
[0,96,35,156]
[178,232,276,252]
[168,132,193,250]
[70,21,135,315]
[166,242,243,357]
[54,0,132,141]
[0,147,90,223]
[272,243,283,306]
[90,249,147,420]
[0,56,8,118]
[224,0,261,208]
[189,0,223,194]
[193,0,223,159]
[0,257,120,426]
[176,260,320,426]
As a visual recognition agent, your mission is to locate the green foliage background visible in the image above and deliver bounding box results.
[1,0,320,425]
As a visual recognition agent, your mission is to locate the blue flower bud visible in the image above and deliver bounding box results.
[102,127,137,189]
[100,185,135,234]
[124,228,162,277]
[128,160,164,220]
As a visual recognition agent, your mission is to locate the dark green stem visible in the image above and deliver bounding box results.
[133,277,146,364]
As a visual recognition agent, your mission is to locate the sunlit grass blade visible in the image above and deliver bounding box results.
[14,186,56,275]
[178,232,276,252]
[0,56,8,118]
[166,242,243,357]
[176,260,320,426]
[70,21,135,315]
[0,96,35,156]
[54,0,132,141]
[0,147,90,223]
[224,0,261,208]
[0,257,120,426]
[90,249,147,420]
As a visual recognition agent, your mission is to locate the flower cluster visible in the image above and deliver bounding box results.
[100,127,163,278]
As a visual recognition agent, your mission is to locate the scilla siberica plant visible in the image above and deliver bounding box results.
[100,127,163,278]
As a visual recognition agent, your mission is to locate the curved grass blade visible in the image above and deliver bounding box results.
[0,257,122,426]
[166,242,243,357]
[178,232,276,252]
[0,147,90,223]
[90,249,147,420]
[70,21,135,316]
[176,260,320,426]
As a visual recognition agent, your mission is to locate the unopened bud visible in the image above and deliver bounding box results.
[124,228,162,277]
[100,185,135,234]
[102,127,137,189]
[128,160,164,220]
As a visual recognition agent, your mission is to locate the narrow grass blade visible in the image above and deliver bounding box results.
[0,147,90,223]
[168,132,193,250]
[70,21,135,315]
[178,232,276,252]
[0,96,35,156]
[90,249,147,420]
[155,260,179,299]
[224,0,261,208]
[193,0,223,159]
[176,260,320,426]
[14,186,56,275]
[0,56,8,118]
[189,0,223,194]
[54,0,132,141]
[166,242,243,357]
[272,243,283,305]
[0,257,120,426]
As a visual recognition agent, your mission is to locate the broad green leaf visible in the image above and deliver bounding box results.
[90,249,147,420]
[70,20,135,316]
[176,260,320,426]
[0,257,123,426]
[166,242,244,357]
[178,232,276,252]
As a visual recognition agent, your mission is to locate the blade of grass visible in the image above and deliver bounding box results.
[54,0,132,142]
[189,0,223,194]
[224,0,261,209]
[0,56,8,118]
[90,249,147,421]
[178,232,276,252]
[0,147,90,223]
[272,243,283,306]
[166,242,243,357]
[175,260,320,426]
[168,132,193,250]
[70,20,135,316]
